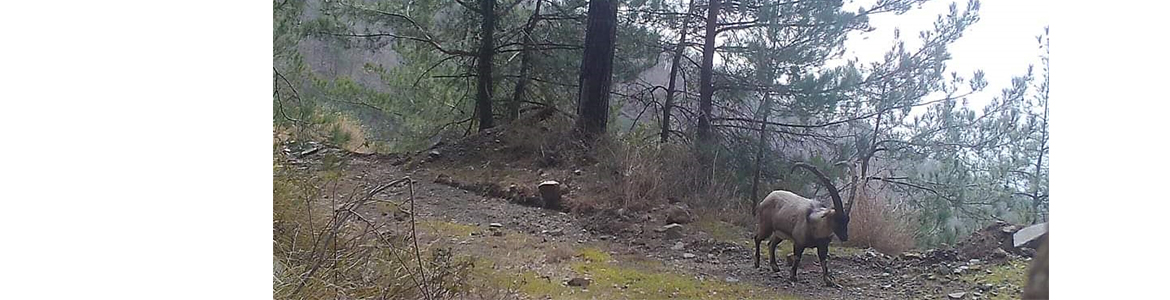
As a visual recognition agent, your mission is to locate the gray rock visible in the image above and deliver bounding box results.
[947,292,966,299]
[1013,222,1048,248]
[573,169,583,175]
[663,204,694,224]
[991,248,1009,258]
[543,228,564,236]
[725,277,739,283]
[683,253,696,259]
[489,223,503,228]
[935,265,950,275]
[671,242,685,250]
[662,223,684,240]
[492,230,505,237]
[567,277,590,287]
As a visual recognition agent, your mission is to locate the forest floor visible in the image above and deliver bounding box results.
[277,112,1034,299]
[279,146,1033,300]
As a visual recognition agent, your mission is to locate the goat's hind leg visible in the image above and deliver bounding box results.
[768,236,783,272]
[753,233,764,269]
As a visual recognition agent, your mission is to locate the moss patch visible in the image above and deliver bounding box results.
[566,247,793,300]
[958,259,1028,300]
[472,258,569,298]
[418,220,478,237]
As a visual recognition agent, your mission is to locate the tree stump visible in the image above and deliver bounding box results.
[538,180,561,210]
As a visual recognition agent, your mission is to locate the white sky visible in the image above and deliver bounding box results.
[842,0,1051,108]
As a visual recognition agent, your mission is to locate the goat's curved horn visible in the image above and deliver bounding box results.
[791,162,845,215]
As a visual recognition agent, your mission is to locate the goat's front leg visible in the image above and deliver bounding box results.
[790,244,806,282]
[818,244,840,288]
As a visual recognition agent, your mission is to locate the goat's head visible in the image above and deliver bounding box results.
[792,162,850,242]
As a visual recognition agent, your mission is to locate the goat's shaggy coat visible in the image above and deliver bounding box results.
[753,163,850,287]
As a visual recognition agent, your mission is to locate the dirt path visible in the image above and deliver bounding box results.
[305,152,1025,300]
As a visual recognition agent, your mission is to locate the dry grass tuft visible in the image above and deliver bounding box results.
[589,139,737,212]
[273,152,474,300]
[845,187,917,255]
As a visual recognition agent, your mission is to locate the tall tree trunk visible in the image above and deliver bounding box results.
[848,110,882,209]
[475,0,497,131]
[508,0,541,122]
[695,0,720,146]
[661,0,694,143]
[750,116,767,211]
[1031,92,1048,224]
[574,0,618,139]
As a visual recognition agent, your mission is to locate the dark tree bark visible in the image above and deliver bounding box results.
[508,0,542,122]
[661,0,694,143]
[750,118,767,207]
[574,0,618,138]
[475,0,497,131]
[695,0,720,146]
[847,110,883,210]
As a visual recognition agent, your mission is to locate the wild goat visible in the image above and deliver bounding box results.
[753,162,850,287]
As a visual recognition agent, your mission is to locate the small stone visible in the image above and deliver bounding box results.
[707,254,716,259]
[881,272,891,277]
[574,169,583,175]
[567,277,591,287]
[683,253,696,259]
[968,265,981,271]
[979,283,993,291]
[969,259,981,264]
[600,235,611,240]
[543,228,564,236]
[947,292,966,299]
[662,223,684,240]
[991,248,1009,258]
[883,284,893,289]
[671,242,685,250]
[936,265,950,275]
[489,223,503,228]
[725,277,739,283]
